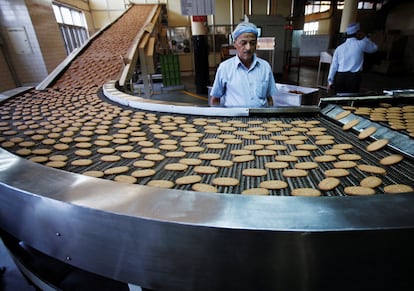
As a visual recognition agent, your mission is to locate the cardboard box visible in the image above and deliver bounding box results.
[273,83,319,106]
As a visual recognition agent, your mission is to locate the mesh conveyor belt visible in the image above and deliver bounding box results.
[2,101,413,196]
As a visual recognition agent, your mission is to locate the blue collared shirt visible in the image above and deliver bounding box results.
[328,37,378,85]
[210,54,278,107]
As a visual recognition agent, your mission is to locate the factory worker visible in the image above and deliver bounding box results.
[209,21,277,107]
[327,22,378,94]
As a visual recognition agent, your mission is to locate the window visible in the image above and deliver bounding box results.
[305,1,331,15]
[304,21,319,35]
[52,3,89,55]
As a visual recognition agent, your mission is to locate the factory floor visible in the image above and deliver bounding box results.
[0,65,413,291]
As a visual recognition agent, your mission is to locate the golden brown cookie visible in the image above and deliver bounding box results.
[164,163,189,171]
[344,186,376,196]
[357,164,386,175]
[282,169,308,177]
[210,159,234,168]
[383,184,414,194]
[242,168,267,177]
[146,180,175,188]
[379,154,403,166]
[358,126,377,139]
[342,119,360,130]
[191,183,218,193]
[133,160,155,168]
[291,188,321,197]
[242,188,269,195]
[114,175,137,184]
[318,177,340,191]
[82,170,104,178]
[176,175,202,185]
[212,177,239,186]
[104,166,130,175]
[260,180,288,190]
[360,176,382,188]
[193,166,219,174]
[366,139,389,152]
[131,169,156,178]
[324,168,350,177]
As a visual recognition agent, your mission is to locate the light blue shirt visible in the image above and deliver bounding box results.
[328,37,378,85]
[210,55,278,107]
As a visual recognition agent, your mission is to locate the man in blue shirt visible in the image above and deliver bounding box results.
[209,22,277,107]
[327,22,378,94]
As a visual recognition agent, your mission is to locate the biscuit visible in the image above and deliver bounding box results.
[265,161,289,169]
[46,161,67,168]
[97,147,115,154]
[210,159,233,168]
[212,177,239,186]
[104,166,130,175]
[379,154,403,166]
[75,149,92,157]
[53,144,70,151]
[232,155,255,163]
[313,155,336,163]
[165,151,186,158]
[318,177,340,191]
[275,155,298,162]
[333,143,353,150]
[259,180,288,190]
[357,164,386,175]
[324,168,349,177]
[383,184,413,194]
[131,169,156,178]
[342,119,360,130]
[147,180,175,188]
[114,175,137,184]
[360,176,382,188]
[121,152,141,159]
[192,183,218,193]
[291,188,321,197]
[193,166,218,174]
[335,110,351,120]
[165,163,189,171]
[344,186,376,195]
[295,162,318,170]
[179,158,202,166]
[324,149,345,156]
[333,161,357,169]
[265,144,287,151]
[83,170,104,178]
[133,160,155,168]
[30,156,48,163]
[242,188,269,195]
[282,169,308,177]
[71,159,93,166]
[183,146,205,152]
[338,154,362,161]
[244,144,264,150]
[49,155,68,161]
[101,155,121,162]
[144,154,165,161]
[242,168,267,177]
[296,144,318,150]
[289,150,311,157]
[366,139,388,152]
[176,175,202,185]
[358,126,377,139]
[16,148,32,156]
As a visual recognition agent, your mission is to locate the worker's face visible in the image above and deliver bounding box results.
[234,33,257,63]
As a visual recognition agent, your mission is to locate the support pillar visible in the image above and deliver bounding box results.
[339,0,358,33]
[191,16,210,94]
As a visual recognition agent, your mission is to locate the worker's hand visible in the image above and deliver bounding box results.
[209,96,221,107]
[267,96,274,107]
[356,31,365,40]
